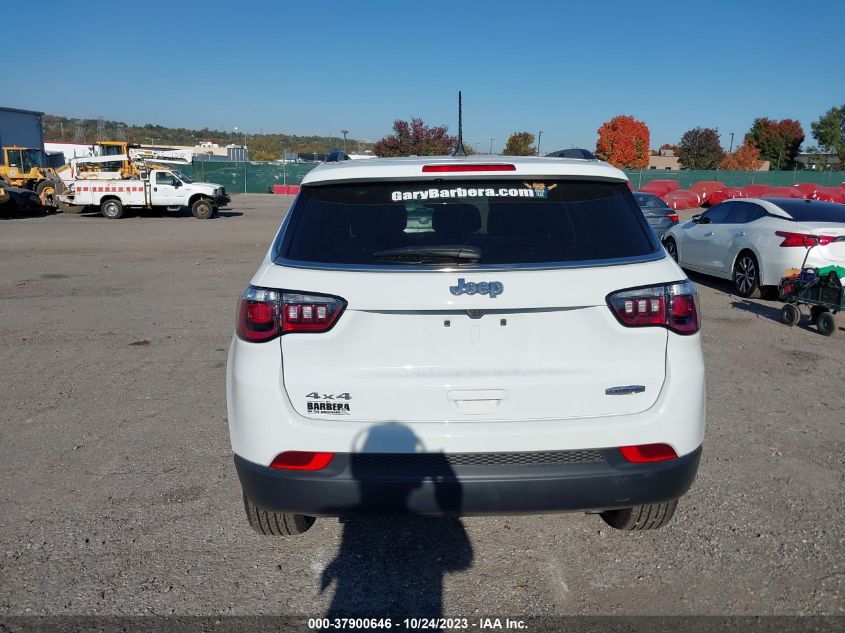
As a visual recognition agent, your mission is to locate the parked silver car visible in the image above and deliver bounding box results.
[634,192,679,238]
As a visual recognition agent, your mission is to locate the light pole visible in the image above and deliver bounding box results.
[489,138,494,154]
[473,143,479,154]
[341,129,348,154]
[729,132,735,154]
[537,131,543,156]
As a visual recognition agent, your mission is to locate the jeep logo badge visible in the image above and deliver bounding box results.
[450,278,504,298]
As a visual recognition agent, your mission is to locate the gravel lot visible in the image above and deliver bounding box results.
[1,195,843,618]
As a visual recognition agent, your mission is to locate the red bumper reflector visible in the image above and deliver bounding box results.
[619,443,678,463]
[422,163,516,172]
[270,451,334,470]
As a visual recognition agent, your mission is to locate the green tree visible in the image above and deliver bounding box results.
[373,118,456,157]
[744,117,804,170]
[41,114,373,159]
[677,127,725,169]
[502,132,535,156]
[810,105,845,165]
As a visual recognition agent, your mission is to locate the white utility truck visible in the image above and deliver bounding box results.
[58,167,230,219]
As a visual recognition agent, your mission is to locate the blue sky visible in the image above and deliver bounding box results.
[5,0,844,152]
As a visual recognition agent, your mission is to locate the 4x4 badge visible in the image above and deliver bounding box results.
[450,278,503,298]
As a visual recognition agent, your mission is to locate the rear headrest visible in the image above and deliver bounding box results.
[488,202,552,237]
[431,204,481,236]
[350,204,408,239]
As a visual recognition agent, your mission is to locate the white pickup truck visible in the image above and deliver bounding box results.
[58,168,230,219]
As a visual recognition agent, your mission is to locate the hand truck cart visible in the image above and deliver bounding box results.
[778,238,845,336]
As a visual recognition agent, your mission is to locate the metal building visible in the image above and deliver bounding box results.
[0,107,45,158]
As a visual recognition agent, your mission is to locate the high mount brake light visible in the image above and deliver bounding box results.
[775,231,834,247]
[421,164,516,173]
[607,280,700,335]
[236,286,346,342]
[619,443,678,463]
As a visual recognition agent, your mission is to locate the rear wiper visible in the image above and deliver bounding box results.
[373,245,482,264]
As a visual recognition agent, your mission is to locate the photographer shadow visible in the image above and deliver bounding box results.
[320,423,473,620]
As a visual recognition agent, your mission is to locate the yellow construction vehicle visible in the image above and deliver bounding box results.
[73,141,192,179]
[0,146,63,206]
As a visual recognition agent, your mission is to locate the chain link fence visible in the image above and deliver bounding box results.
[179,161,318,193]
[623,168,845,190]
[178,160,844,194]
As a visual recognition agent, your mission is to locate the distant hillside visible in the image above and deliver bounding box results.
[43,115,373,160]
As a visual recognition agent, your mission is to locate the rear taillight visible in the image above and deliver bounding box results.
[619,443,678,463]
[775,231,834,247]
[607,280,699,335]
[667,213,679,223]
[236,286,346,342]
[270,451,334,470]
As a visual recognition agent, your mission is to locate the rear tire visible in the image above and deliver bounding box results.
[780,303,800,327]
[242,493,315,536]
[733,252,762,299]
[101,199,124,219]
[810,306,827,324]
[816,312,836,337]
[600,499,678,531]
[191,198,214,219]
[664,237,679,263]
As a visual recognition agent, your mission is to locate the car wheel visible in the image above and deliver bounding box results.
[733,252,762,298]
[780,303,800,327]
[664,237,679,263]
[600,500,678,531]
[101,199,124,219]
[191,198,214,219]
[242,492,315,536]
[816,312,836,337]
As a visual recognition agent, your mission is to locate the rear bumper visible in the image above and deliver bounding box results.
[234,446,701,517]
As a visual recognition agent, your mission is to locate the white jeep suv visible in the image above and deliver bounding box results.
[226,155,705,535]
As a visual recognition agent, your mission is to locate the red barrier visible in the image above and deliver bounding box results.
[761,186,804,198]
[272,185,301,195]
[793,183,820,199]
[815,187,845,203]
[690,181,726,205]
[662,189,700,210]
[741,184,770,198]
[639,179,680,197]
[708,187,746,206]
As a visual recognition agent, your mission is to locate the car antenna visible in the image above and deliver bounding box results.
[452,91,468,156]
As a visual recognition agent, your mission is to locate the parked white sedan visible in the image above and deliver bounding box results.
[663,198,845,298]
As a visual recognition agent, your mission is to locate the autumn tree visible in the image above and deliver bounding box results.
[810,104,845,164]
[594,115,650,168]
[719,143,763,171]
[677,127,725,169]
[373,118,456,157]
[502,132,535,156]
[744,117,804,170]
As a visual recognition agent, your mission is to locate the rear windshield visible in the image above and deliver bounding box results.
[634,193,670,209]
[275,179,659,267]
[768,199,845,223]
